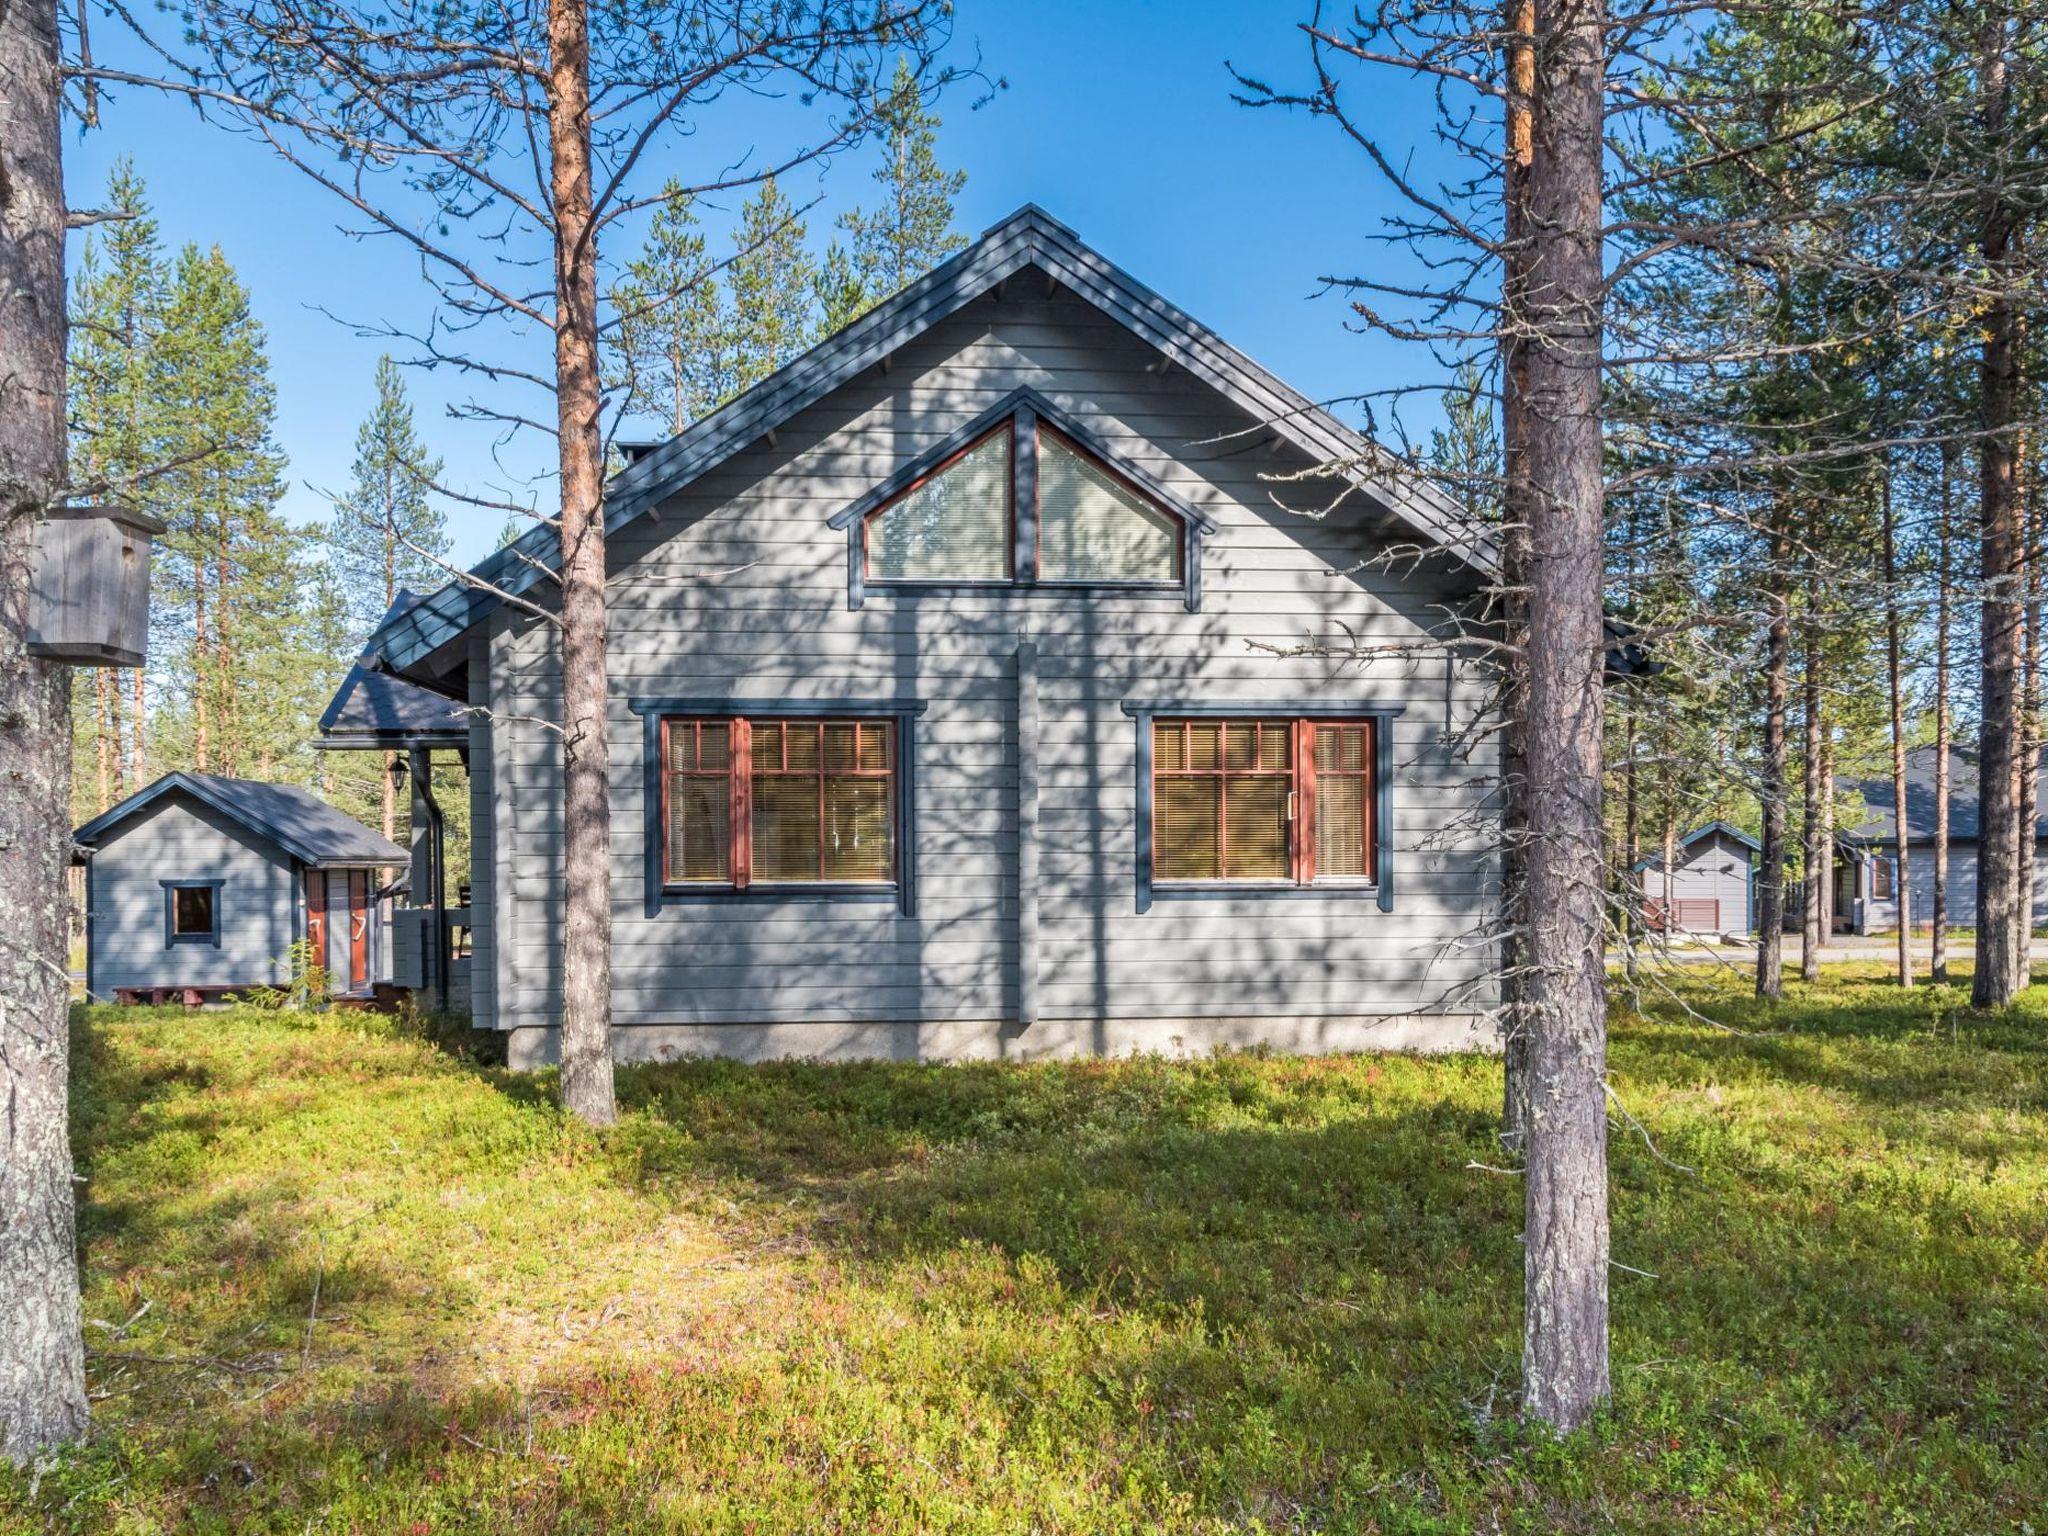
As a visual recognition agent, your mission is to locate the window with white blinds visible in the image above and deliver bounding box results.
[1152,718,1375,887]
[664,717,897,889]
[1037,428,1180,582]
[864,426,1011,581]
[853,402,1195,593]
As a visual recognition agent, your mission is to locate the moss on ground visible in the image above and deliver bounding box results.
[2,964,2043,1532]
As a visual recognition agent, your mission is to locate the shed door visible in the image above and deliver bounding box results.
[309,870,371,993]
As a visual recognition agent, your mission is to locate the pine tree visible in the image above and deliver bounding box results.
[331,357,448,638]
[152,244,292,779]
[833,58,967,317]
[329,356,447,837]
[609,185,732,433]
[66,161,167,817]
[813,239,872,337]
[727,178,817,393]
[1426,361,1501,514]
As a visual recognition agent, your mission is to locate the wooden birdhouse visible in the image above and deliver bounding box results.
[26,504,166,668]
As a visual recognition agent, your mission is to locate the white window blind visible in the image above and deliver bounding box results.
[1037,431,1179,582]
[866,429,1011,580]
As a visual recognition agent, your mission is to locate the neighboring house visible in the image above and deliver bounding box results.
[74,772,406,1003]
[357,206,1504,1067]
[1836,743,2048,934]
[1632,822,1758,936]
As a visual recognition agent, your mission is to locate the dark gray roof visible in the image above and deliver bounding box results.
[1839,743,2048,844]
[319,593,470,746]
[365,204,1497,678]
[73,772,407,868]
[1630,820,1760,871]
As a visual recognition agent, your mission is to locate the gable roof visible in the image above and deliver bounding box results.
[73,772,408,868]
[364,204,1497,679]
[1840,744,2048,844]
[1630,820,1760,871]
[318,593,472,747]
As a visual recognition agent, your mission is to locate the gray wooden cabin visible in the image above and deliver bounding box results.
[74,772,407,1003]
[358,207,1504,1066]
[1631,822,1758,936]
[1836,744,2048,934]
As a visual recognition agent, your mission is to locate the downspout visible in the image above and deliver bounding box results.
[409,746,449,1014]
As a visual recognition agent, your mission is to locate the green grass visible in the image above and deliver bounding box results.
[3,966,2045,1533]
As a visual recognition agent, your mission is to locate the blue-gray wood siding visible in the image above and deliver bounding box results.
[86,794,298,994]
[473,289,1499,1034]
[1640,830,1754,932]
[1856,841,2048,933]
[467,627,499,1029]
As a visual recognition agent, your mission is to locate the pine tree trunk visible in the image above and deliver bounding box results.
[1800,603,1824,976]
[1496,0,1535,1155]
[95,667,113,813]
[1883,466,1912,986]
[1517,0,1610,1432]
[382,749,397,843]
[2019,440,2039,981]
[214,524,234,774]
[1933,444,1953,984]
[1621,709,1638,979]
[193,547,209,770]
[549,0,616,1127]
[129,664,145,789]
[0,0,90,1459]
[1974,19,2025,1011]
[1756,534,1790,999]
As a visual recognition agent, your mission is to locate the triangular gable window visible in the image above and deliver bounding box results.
[1036,427,1180,583]
[865,425,1012,581]
[835,388,1213,610]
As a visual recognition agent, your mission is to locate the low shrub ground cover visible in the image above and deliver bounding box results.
[2,964,2043,1532]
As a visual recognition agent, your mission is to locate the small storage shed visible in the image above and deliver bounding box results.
[1633,821,1760,936]
[74,772,407,1004]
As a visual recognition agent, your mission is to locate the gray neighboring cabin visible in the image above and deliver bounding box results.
[1632,822,1758,936]
[74,772,406,1002]
[1836,743,2048,935]
[358,206,1504,1067]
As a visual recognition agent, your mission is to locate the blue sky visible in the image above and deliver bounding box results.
[69,0,1462,570]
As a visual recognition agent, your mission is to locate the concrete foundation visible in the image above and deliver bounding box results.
[505,1012,1498,1069]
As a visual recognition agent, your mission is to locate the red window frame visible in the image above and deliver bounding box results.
[1033,421,1184,585]
[861,421,1015,583]
[660,716,898,890]
[1151,717,1377,887]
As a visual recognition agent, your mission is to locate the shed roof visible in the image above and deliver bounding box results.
[73,772,407,869]
[1839,744,2048,845]
[363,204,1497,681]
[1630,820,1760,871]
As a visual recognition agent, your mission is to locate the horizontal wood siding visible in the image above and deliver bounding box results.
[1643,832,1753,932]
[489,290,1498,1036]
[466,627,498,1029]
[1876,841,2048,932]
[87,794,297,994]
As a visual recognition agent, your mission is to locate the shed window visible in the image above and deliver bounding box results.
[1152,718,1375,887]
[664,717,896,889]
[162,880,222,946]
[1871,855,1895,901]
[865,426,1011,581]
[1037,427,1180,582]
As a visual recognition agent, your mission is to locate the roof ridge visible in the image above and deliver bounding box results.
[368,209,1497,676]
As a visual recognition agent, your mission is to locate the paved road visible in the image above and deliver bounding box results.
[1612,938,1975,966]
